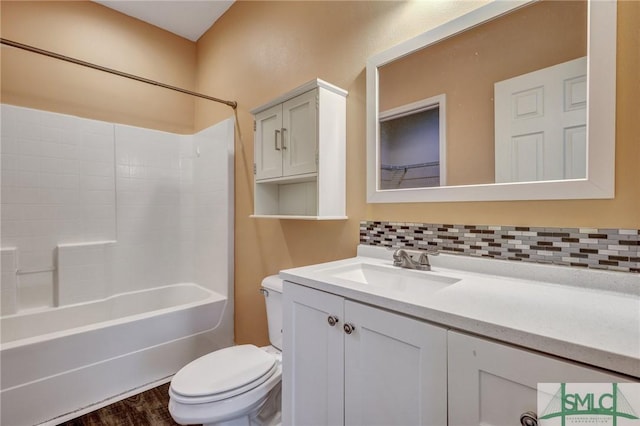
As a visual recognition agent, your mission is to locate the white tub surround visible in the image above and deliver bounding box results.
[1,105,235,312]
[1,247,18,314]
[280,245,640,378]
[56,241,116,306]
[0,105,235,425]
[1,284,228,426]
[1,283,220,345]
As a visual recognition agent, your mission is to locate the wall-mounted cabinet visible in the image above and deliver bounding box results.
[251,79,347,220]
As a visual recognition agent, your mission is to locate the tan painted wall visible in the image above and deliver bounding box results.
[195,1,496,345]
[1,1,637,346]
[0,1,196,133]
[195,1,639,345]
[379,0,587,186]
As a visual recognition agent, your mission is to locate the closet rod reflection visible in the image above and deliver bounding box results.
[0,38,238,110]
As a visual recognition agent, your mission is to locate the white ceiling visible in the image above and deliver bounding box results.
[94,0,234,42]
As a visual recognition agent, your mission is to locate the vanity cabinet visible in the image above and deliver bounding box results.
[251,79,347,219]
[448,331,629,426]
[282,282,447,426]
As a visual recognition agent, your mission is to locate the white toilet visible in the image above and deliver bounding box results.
[168,276,283,426]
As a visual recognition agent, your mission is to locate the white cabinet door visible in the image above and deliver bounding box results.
[448,331,628,426]
[282,282,344,426]
[255,89,318,181]
[282,89,318,177]
[344,300,447,426]
[255,103,284,181]
[283,282,448,426]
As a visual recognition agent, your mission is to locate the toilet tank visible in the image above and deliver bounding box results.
[261,275,283,350]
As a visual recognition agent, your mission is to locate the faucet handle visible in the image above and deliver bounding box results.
[417,252,431,265]
[417,249,439,270]
[392,248,407,266]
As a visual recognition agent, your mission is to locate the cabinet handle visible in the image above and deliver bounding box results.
[520,411,537,426]
[274,129,281,151]
[281,128,287,149]
[343,323,355,335]
[327,315,339,327]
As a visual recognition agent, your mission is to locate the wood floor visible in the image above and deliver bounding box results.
[57,383,198,426]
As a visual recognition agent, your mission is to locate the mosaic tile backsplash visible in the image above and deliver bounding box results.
[360,221,640,274]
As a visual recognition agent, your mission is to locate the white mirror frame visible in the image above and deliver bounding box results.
[366,0,616,203]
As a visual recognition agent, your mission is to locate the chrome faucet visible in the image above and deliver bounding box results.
[392,248,438,271]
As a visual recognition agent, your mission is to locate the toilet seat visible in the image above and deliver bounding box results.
[170,344,277,405]
[169,362,282,426]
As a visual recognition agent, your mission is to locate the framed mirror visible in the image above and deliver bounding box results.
[366,0,616,203]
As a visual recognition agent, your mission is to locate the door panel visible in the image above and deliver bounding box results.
[564,125,587,179]
[282,90,318,177]
[511,132,544,182]
[255,104,283,180]
[448,331,628,426]
[344,301,447,426]
[282,283,344,426]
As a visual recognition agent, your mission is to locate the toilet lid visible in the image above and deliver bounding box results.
[171,344,276,399]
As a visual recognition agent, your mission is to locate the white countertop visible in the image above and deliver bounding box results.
[279,245,640,378]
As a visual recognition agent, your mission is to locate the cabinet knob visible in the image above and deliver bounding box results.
[327,315,339,327]
[520,411,537,426]
[343,323,355,335]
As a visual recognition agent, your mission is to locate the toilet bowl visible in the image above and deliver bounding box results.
[168,276,283,426]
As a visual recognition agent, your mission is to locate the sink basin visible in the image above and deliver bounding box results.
[318,262,460,297]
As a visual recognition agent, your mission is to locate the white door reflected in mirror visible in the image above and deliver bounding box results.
[494,56,587,183]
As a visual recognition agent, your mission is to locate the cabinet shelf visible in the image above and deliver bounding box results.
[254,172,317,185]
[250,214,348,220]
[251,79,347,220]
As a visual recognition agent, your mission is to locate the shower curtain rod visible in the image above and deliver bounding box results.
[0,38,238,110]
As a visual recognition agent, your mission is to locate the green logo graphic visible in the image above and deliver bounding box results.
[540,383,639,426]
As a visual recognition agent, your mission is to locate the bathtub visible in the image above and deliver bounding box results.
[0,283,232,426]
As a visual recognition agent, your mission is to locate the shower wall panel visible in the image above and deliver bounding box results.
[192,121,234,296]
[112,125,193,295]
[0,105,233,314]
[1,105,116,311]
